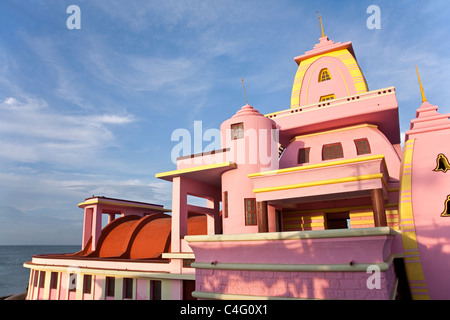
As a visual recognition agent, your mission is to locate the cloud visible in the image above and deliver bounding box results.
[0,96,134,167]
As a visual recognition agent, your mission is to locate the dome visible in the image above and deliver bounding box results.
[232,104,264,117]
[73,213,207,260]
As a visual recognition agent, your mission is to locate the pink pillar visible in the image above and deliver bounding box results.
[171,177,188,253]
[82,207,93,250]
[206,197,221,235]
[91,205,103,251]
[267,204,277,232]
[107,213,115,224]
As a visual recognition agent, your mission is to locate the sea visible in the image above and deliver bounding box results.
[0,245,80,298]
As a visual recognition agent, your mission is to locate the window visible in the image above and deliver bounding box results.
[151,280,162,300]
[68,273,77,292]
[39,271,46,288]
[33,271,39,287]
[244,198,257,226]
[298,147,310,164]
[83,275,92,294]
[319,94,335,102]
[106,276,115,297]
[326,212,350,229]
[50,272,58,289]
[223,191,228,218]
[318,68,331,82]
[354,138,371,155]
[231,122,244,140]
[123,278,133,299]
[322,143,344,160]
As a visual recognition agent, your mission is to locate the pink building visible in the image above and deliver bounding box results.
[23,26,450,300]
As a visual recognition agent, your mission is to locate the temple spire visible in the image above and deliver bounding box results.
[416,65,427,103]
[316,11,325,37]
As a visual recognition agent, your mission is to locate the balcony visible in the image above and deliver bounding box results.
[249,155,390,227]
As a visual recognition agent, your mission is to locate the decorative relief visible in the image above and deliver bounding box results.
[441,195,450,217]
[434,154,450,173]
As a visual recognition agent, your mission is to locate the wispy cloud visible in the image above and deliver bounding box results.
[0,95,134,167]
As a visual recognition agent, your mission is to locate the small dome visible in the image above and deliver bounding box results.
[232,104,264,117]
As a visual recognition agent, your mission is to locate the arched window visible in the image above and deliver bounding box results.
[319,68,331,82]
[354,138,371,155]
[322,142,343,160]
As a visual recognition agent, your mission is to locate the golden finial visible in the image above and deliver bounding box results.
[316,11,325,37]
[241,78,249,105]
[416,65,427,102]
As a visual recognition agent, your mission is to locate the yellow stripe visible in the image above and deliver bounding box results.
[253,173,383,193]
[286,203,398,215]
[248,154,385,178]
[350,219,374,225]
[398,139,429,300]
[284,222,325,228]
[290,124,377,141]
[155,161,236,178]
[350,212,374,218]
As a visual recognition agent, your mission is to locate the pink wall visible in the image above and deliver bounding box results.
[187,228,397,299]
[220,105,278,234]
[279,125,401,181]
[410,132,450,299]
[196,267,395,299]
[299,56,357,106]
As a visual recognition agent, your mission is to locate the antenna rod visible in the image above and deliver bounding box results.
[415,65,427,102]
[316,11,325,37]
[241,78,249,105]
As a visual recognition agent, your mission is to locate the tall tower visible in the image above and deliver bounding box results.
[220,103,278,234]
[290,18,368,108]
[398,67,450,299]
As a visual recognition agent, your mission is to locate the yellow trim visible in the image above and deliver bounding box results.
[319,93,336,101]
[398,139,429,300]
[284,222,325,228]
[155,161,236,179]
[290,124,377,142]
[290,48,368,108]
[349,219,375,225]
[253,173,383,194]
[283,215,324,221]
[350,212,375,218]
[248,154,385,178]
[285,203,398,216]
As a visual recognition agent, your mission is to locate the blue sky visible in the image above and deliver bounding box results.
[0,1,449,245]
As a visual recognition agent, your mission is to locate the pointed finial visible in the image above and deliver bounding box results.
[241,78,249,105]
[316,11,325,37]
[416,65,427,102]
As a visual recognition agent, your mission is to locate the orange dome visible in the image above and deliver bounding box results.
[78,213,207,260]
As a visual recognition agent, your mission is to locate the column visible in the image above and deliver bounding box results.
[82,208,93,250]
[171,177,188,253]
[206,197,221,235]
[257,201,268,233]
[91,205,103,251]
[371,188,387,227]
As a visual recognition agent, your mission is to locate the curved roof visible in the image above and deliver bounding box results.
[74,213,207,260]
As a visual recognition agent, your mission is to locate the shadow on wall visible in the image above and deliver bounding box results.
[189,229,401,300]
